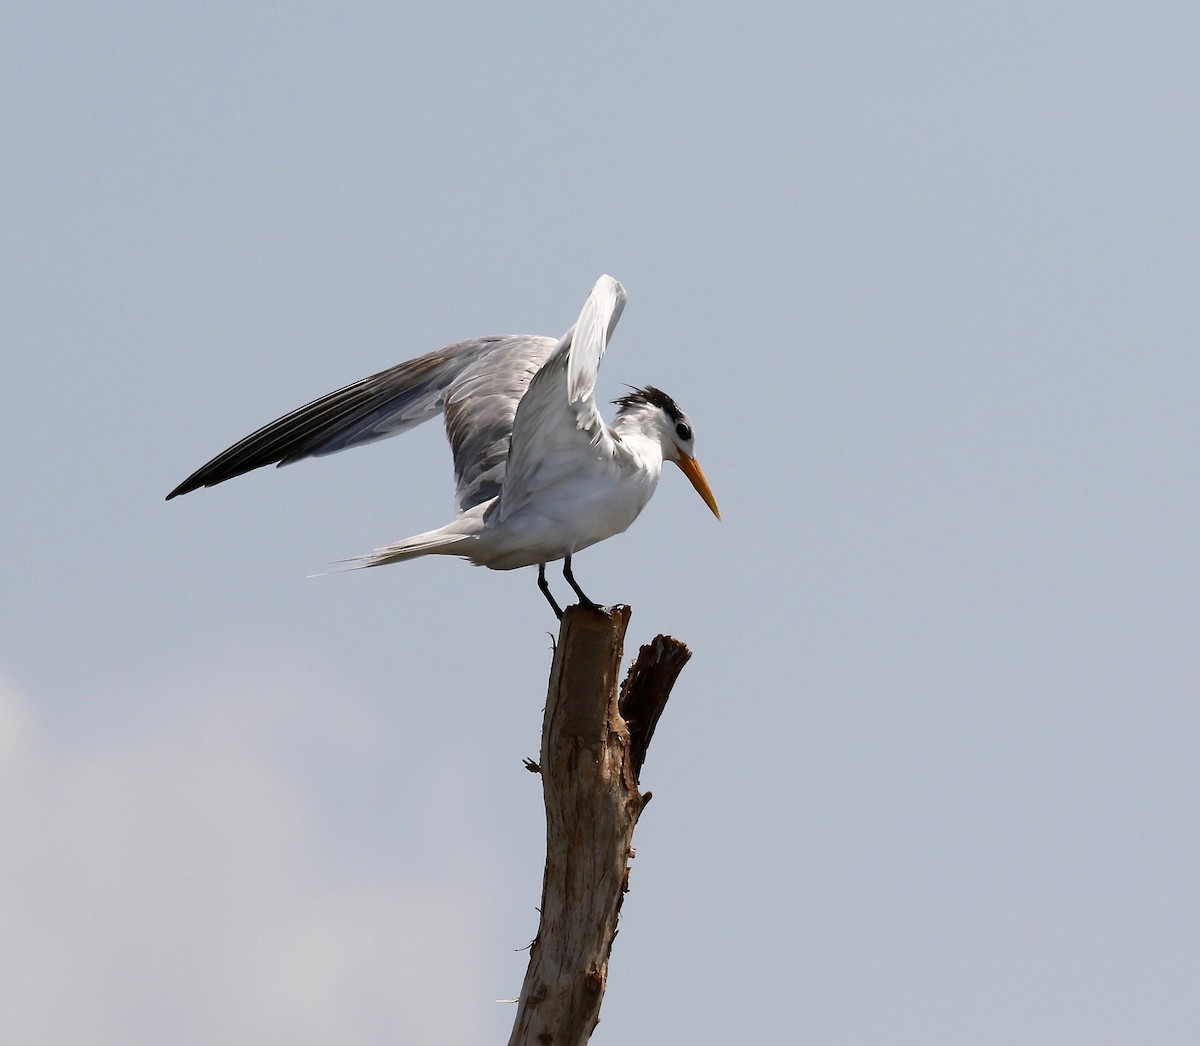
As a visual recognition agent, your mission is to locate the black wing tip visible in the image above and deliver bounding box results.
[165,462,273,500]
[165,476,204,500]
[165,459,265,500]
[612,385,683,421]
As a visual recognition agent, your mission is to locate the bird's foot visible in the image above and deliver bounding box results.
[574,598,608,616]
[561,555,607,616]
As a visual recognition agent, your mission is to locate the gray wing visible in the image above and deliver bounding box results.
[443,336,559,512]
[499,276,627,522]
[166,337,518,500]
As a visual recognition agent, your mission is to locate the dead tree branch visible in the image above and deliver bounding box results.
[507,604,692,1046]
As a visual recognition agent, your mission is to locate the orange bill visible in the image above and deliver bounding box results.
[674,454,721,520]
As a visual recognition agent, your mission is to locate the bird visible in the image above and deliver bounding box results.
[166,275,720,617]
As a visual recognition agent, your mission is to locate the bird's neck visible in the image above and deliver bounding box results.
[611,412,667,474]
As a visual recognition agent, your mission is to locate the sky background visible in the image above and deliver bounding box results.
[3,2,1198,1043]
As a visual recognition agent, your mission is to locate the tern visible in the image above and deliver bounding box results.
[167,275,720,616]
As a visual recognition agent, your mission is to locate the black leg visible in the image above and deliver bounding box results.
[562,554,601,612]
[538,563,563,619]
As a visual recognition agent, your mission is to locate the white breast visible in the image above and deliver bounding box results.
[473,448,662,570]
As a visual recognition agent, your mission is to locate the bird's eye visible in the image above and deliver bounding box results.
[675,422,692,442]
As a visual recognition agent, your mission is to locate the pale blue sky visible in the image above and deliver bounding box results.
[3,3,1198,1043]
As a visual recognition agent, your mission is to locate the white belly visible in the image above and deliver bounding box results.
[474,463,659,570]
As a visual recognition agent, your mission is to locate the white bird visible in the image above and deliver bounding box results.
[167,275,720,616]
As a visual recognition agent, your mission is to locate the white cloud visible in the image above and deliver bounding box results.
[0,676,483,1045]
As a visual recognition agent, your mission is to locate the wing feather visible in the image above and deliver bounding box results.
[499,276,627,522]
[567,274,625,410]
[166,338,503,499]
[443,336,558,511]
[167,279,628,523]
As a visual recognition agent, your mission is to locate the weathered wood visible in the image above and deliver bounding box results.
[508,604,692,1046]
[619,634,693,785]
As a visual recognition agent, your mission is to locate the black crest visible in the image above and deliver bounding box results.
[613,385,684,421]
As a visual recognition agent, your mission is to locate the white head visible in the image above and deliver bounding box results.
[614,386,721,519]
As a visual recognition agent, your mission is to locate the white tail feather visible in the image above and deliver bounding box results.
[351,530,473,569]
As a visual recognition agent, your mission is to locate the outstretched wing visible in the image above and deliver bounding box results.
[442,335,559,512]
[498,276,627,522]
[166,338,506,499]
